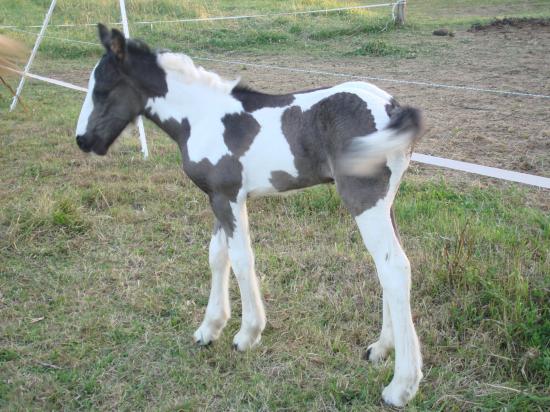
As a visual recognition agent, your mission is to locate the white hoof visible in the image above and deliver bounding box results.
[232,328,262,351]
[381,371,422,407]
[364,340,392,364]
[193,320,226,346]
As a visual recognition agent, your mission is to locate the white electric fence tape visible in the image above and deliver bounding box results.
[4,26,549,100]
[6,27,98,46]
[411,154,550,189]
[1,65,87,92]
[132,2,398,25]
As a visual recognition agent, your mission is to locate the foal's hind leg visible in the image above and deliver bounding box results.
[364,207,398,363]
[355,203,422,406]
[336,154,422,407]
[194,222,231,345]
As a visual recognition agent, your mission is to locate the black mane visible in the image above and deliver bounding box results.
[127,38,151,55]
[232,83,260,94]
[231,83,295,112]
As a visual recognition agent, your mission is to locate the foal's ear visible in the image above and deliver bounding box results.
[98,23,111,51]
[109,28,127,61]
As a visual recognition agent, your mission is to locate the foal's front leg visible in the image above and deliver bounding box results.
[227,199,266,351]
[194,222,231,345]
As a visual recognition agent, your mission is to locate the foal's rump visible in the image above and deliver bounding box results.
[336,104,424,177]
[291,81,423,178]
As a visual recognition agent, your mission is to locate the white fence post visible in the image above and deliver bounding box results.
[119,0,149,159]
[9,0,57,112]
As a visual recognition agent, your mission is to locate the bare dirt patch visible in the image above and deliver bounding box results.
[468,17,550,32]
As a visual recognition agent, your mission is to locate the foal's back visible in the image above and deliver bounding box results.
[236,82,397,197]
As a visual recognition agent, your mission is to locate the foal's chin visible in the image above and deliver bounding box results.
[91,145,109,156]
[77,142,109,156]
[91,136,117,155]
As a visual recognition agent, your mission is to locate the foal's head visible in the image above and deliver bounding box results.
[76,24,165,155]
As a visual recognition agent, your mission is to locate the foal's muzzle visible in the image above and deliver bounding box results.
[76,134,93,152]
[76,133,108,155]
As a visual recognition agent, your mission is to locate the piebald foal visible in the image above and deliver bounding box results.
[76,25,424,407]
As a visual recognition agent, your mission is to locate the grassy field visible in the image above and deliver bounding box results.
[1,1,549,411]
[2,0,550,61]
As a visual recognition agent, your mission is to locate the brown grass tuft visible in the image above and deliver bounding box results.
[0,35,27,77]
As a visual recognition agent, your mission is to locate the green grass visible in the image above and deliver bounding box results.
[347,39,417,57]
[0,0,401,59]
[1,83,549,410]
[1,0,550,410]
[2,0,549,61]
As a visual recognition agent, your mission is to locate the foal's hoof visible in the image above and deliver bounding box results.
[363,348,372,361]
[195,338,212,347]
[381,372,422,407]
[193,332,212,347]
[232,329,261,351]
[193,324,220,346]
[364,340,391,364]
[382,383,411,408]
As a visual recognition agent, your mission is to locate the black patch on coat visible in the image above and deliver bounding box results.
[145,112,243,236]
[213,220,223,235]
[184,156,243,236]
[144,112,190,148]
[231,84,295,112]
[271,92,378,192]
[126,42,169,99]
[222,112,261,157]
[269,170,320,192]
[335,165,391,216]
